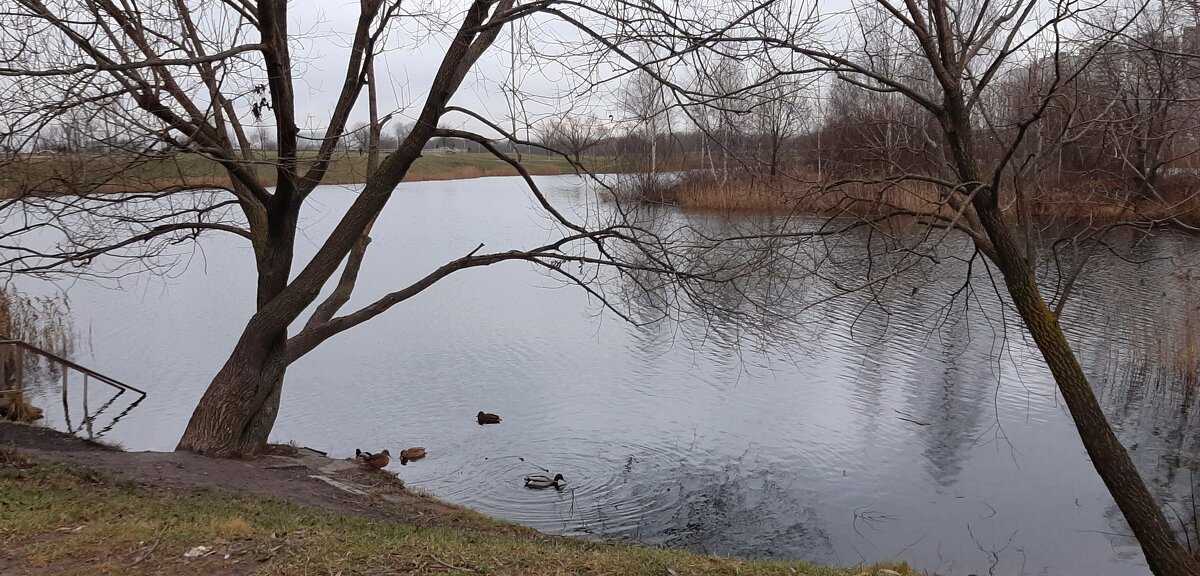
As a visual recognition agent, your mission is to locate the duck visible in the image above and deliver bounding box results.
[355,448,390,469]
[524,473,565,489]
[477,411,502,425]
[400,447,426,465]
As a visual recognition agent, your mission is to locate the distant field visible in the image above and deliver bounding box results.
[0,151,613,196]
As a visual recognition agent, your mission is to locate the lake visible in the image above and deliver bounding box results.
[16,175,1200,575]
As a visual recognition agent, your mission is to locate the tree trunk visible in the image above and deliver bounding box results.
[179,215,296,457]
[976,205,1200,576]
[176,327,288,457]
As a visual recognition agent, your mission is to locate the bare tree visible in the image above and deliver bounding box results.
[252,126,274,153]
[392,121,414,150]
[743,2,1200,574]
[0,0,702,459]
[582,0,1200,573]
[1088,0,1200,195]
[750,70,811,176]
[621,67,669,175]
[346,121,371,154]
[692,55,749,181]
[537,115,609,164]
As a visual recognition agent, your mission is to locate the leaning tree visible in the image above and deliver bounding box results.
[614,0,1200,573]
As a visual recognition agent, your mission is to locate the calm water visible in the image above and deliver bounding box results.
[16,176,1200,575]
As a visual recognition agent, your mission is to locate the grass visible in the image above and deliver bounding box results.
[0,452,918,576]
[0,151,615,196]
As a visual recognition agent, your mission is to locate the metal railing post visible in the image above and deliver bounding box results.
[62,363,72,431]
[82,373,92,439]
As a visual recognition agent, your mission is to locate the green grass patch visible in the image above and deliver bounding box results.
[0,456,918,575]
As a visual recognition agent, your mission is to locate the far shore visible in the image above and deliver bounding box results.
[10,152,1186,229]
[645,172,1200,225]
[0,151,611,197]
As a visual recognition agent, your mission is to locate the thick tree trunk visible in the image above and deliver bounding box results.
[976,205,1200,576]
[178,212,296,457]
[176,327,288,457]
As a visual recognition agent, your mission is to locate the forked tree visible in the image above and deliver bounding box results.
[0,0,714,457]
[537,115,609,164]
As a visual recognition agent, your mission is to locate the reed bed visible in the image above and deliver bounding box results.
[652,173,956,220]
[0,286,72,422]
[651,171,1200,227]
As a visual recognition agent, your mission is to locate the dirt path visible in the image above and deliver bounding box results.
[0,422,459,525]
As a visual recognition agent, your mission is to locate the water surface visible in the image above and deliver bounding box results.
[18,176,1200,576]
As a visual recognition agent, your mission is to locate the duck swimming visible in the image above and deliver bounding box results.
[477,411,502,425]
[400,447,426,465]
[524,473,565,489]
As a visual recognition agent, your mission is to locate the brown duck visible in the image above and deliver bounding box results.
[477,411,502,425]
[355,448,390,469]
[400,447,426,465]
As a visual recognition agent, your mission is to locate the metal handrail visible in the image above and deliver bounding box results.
[0,339,146,397]
[0,339,146,438]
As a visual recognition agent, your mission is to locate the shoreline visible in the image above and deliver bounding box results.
[0,422,917,575]
[646,173,1200,225]
[0,151,611,198]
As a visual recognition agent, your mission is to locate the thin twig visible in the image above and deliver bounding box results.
[131,522,171,565]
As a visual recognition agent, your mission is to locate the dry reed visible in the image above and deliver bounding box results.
[654,173,954,219]
[652,171,1200,227]
[0,286,72,422]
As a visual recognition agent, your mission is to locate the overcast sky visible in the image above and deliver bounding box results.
[285,0,609,137]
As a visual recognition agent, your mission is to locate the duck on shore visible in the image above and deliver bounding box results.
[477,411,502,425]
[524,473,564,489]
[355,448,390,469]
[400,447,426,465]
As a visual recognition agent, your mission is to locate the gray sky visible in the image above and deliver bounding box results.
[287,0,603,137]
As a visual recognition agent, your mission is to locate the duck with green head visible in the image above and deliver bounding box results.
[524,473,564,489]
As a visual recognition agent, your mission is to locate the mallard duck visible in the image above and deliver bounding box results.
[524,473,564,489]
[400,447,426,465]
[477,411,502,425]
[355,448,390,469]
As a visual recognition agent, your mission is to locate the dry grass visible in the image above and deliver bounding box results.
[651,172,1200,226]
[1028,176,1200,226]
[0,151,616,197]
[0,287,71,423]
[655,173,952,218]
[0,456,924,576]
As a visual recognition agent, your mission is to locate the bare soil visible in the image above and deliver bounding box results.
[0,421,462,526]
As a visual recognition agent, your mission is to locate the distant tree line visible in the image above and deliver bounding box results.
[596,10,1200,203]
